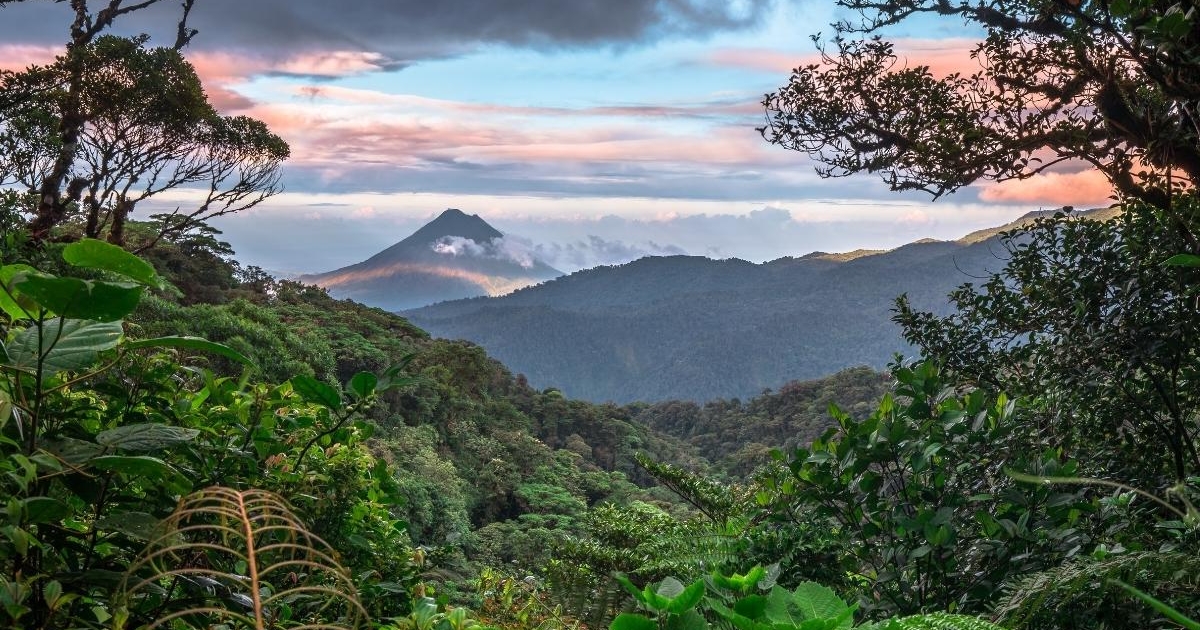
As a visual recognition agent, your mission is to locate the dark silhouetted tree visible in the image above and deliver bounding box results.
[762,0,1200,244]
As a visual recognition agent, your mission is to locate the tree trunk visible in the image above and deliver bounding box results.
[107,198,133,246]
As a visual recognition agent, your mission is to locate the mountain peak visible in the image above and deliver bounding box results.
[406,208,503,246]
[299,208,561,311]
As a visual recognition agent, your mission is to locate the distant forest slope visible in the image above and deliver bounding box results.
[405,236,1001,402]
[407,208,1113,403]
[627,367,891,477]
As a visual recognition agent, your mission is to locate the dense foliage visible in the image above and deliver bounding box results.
[628,367,889,476]
[3,1,1200,629]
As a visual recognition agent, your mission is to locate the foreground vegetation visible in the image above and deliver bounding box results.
[3,0,1200,627]
[4,194,1200,630]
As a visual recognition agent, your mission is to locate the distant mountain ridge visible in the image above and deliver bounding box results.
[300,209,561,311]
[404,207,1114,403]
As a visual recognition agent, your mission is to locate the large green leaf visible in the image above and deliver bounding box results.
[63,238,164,288]
[666,579,706,614]
[791,582,851,625]
[125,336,254,366]
[734,594,768,619]
[6,318,123,375]
[1164,253,1200,267]
[764,587,801,626]
[0,264,36,321]
[611,614,657,630]
[657,576,686,599]
[96,423,199,451]
[291,374,342,410]
[90,455,171,477]
[348,371,377,399]
[42,437,105,465]
[12,274,141,322]
[20,497,71,524]
[666,610,707,630]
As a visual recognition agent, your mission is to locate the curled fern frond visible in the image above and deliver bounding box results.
[116,486,369,629]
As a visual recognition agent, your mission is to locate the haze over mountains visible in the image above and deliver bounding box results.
[403,208,1108,403]
[300,209,562,311]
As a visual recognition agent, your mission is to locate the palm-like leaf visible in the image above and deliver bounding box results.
[117,486,369,629]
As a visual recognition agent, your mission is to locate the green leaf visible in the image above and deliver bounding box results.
[764,587,800,626]
[0,388,11,431]
[13,274,141,322]
[348,371,378,399]
[666,610,707,630]
[0,264,36,321]
[90,455,173,479]
[657,576,686,599]
[611,614,658,630]
[791,582,850,623]
[709,600,763,630]
[42,437,105,465]
[1164,253,1200,267]
[20,497,71,524]
[734,595,768,620]
[666,579,706,614]
[616,574,647,604]
[62,239,164,288]
[291,375,342,410]
[6,318,123,375]
[124,336,254,366]
[96,423,199,451]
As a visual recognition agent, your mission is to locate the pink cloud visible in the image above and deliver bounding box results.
[295,84,758,120]
[233,96,785,175]
[708,38,982,79]
[273,51,390,77]
[707,47,806,74]
[978,170,1113,206]
[892,38,984,78]
[458,126,771,165]
[187,50,394,113]
[184,51,271,112]
[0,44,59,72]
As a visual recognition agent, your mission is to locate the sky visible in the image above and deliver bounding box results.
[0,0,1115,274]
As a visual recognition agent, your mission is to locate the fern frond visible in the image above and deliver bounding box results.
[992,551,1200,629]
[635,453,744,524]
[638,528,744,577]
[862,612,1006,630]
[117,486,369,629]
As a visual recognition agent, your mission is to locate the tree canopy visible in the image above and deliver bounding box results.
[0,0,287,247]
[761,0,1200,236]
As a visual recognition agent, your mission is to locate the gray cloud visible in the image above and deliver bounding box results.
[274,158,948,207]
[432,235,538,269]
[0,0,775,62]
[207,202,1030,276]
[519,234,688,270]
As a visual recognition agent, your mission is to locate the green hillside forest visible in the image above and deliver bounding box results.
[3,1,1200,629]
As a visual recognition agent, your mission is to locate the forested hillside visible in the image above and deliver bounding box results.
[627,367,889,477]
